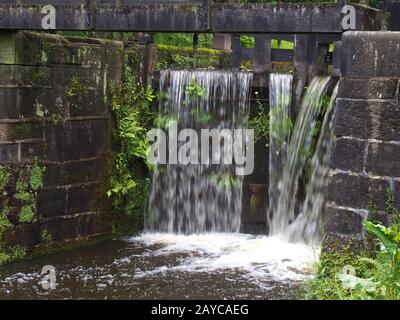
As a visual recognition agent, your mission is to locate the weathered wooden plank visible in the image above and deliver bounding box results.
[95,4,208,31]
[211,3,388,33]
[0,2,390,32]
[0,2,208,31]
[253,34,270,73]
[212,3,342,33]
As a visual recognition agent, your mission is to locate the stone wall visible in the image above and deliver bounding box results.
[0,31,123,250]
[325,31,400,242]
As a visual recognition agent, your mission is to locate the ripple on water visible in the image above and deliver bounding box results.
[0,233,318,299]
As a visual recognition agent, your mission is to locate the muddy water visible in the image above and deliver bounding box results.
[0,233,317,300]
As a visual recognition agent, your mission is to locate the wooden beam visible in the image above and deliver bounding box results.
[0,2,389,33]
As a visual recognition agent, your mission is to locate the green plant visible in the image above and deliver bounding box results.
[155,33,213,48]
[19,205,34,224]
[247,101,270,142]
[0,243,27,266]
[184,78,206,105]
[0,166,10,191]
[108,60,155,235]
[209,173,237,190]
[368,193,378,223]
[363,220,400,298]
[305,189,400,300]
[240,36,255,48]
[0,207,12,235]
[270,113,293,144]
[29,163,45,191]
[66,76,88,98]
[41,229,53,244]
[190,109,212,123]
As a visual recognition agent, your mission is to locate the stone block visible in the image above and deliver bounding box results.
[0,87,54,119]
[0,31,17,65]
[67,184,101,215]
[45,119,111,161]
[338,77,400,100]
[341,31,400,77]
[0,143,18,163]
[324,205,364,236]
[2,224,41,247]
[37,188,68,219]
[367,142,400,177]
[0,65,53,87]
[335,99,400,141]
[330,137,366,172]
[67,88,108,117]
[46,43,102,68]
[53,66,101,87]
[328,173,388,211]
[42,213,110,242]
[0,122,43,141]
[20,141,45,163]
[43,158,104,187]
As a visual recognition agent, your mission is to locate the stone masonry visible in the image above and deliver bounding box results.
[325,31,400,241]
[0,31,122,248]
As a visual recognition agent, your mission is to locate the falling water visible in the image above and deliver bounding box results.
[148,70,253,234]
[287,83,339,245]
[268,73,293,225]
[269,76,332,240]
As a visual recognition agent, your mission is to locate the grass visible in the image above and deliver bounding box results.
[304,189,400,300]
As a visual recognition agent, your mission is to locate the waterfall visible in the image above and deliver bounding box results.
[287,83,339,245]
[268,73,293,226]
[269,76,332,240]
[148,70,253,234]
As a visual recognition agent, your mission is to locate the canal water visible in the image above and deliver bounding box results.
[0,233,317,299]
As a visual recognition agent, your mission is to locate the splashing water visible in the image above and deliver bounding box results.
[270,76,332,241]
[148,70,253,234]
[129,233,319,284]
[288,83,339,245]
[268,73,293,225]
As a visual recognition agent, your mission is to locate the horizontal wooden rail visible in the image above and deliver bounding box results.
[0,1,389,33]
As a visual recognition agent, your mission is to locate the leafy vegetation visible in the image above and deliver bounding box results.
[156,33,213,48]
[108,58,156,235]
[304,189,400,300]
[156,45,231,70]
[209,173,237,190]
[0,244,27,266]
[0,162,45,265]
[269,107,293,145]
[19,206,35,224]
[0,166,10,191]
[247,101,270,142]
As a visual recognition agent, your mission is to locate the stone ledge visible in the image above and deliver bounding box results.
[338,77,400,100]
[43,158,105,187]
[324,205,365,237]
[341,31,400,77]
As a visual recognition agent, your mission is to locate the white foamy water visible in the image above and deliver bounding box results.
[128,233,319,284]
